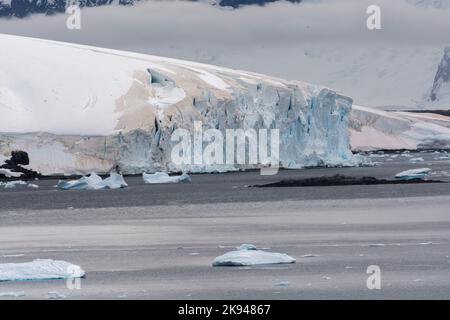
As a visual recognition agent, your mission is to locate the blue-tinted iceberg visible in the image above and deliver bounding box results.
[395,168,432,181]
[57,172,128,190]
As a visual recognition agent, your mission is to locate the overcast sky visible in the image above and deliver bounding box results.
[0,0,449,50]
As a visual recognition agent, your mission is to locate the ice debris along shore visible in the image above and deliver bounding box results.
[57,172,128,190]
[143,172,191,184]
[0,180,38,189]
[395,168,432,181]
[212,244,296,267]
[0,34,357,176]
[0,259,85,282]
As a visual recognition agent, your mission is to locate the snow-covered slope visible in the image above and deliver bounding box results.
[350,105,450,151]
[0,34,356,175]
[213,44,445,111]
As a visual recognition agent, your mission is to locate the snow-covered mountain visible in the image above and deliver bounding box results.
[0,34,356,175]
[429,47,450,109]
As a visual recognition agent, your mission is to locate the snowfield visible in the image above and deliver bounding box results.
[0,34,357,175]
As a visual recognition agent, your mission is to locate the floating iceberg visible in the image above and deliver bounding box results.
[142,172,191,184]
[57,172,128,190]
[0,259,85,282]
[395,168,432,181]
[212,244,296,267]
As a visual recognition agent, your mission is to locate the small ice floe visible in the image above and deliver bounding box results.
[1,254,25,258]
[3,180,27,189]
[47,291,67,299]
[57,172,128,190]
[142,172,191,184]
[274,281,290,287]
[368,153,386,158]
[368,243,385,247]
[1,180,39,189]
[0,259,85,282]
[322,276,331,280]
[420,242,433,245]
[237,244,257,251]
[0,291,25,298]
[394,168,432,181]
[400,152,412,158]
[409,157,424,163]
[434,156,450,160]
[212,244,295,267]
[302,254,320,258]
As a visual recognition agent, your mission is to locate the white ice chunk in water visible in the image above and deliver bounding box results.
[102,172,129,189]
[0,259,85,282]
[142,172,191,184]
[395,168,432,181]
[57,172,128,190]
[0,291,25,298]
[3,180,27,189]
[212,244,295,267]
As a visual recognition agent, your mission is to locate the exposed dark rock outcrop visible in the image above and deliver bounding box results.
[0,150,40,179]
[253,174,443,187]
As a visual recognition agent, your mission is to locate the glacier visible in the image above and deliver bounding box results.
[0,34,357,176]
[350,105,450,151]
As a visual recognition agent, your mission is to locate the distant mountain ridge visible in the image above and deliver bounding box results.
[0,0,302,18]
[0,0,135,18]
